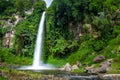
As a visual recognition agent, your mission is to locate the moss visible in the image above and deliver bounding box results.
[0,77,7,80]
[47,56,67,67]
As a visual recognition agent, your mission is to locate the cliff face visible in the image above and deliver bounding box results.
[2,30,14,48]
[1,9,34,48]
[0,0,37,49]
[44,0,120,71]
[1,15,23,48]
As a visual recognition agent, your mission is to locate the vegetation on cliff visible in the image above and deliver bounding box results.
[0,0,120,73]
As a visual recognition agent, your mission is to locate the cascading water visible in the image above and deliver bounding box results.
[17,0,54,70]
[32,11,45,67]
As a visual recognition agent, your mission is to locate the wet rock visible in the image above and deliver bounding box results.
[93,55,105,63]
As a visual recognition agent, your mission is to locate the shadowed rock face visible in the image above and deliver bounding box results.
[2,30,14,48]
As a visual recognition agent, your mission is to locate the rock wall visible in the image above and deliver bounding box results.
[2,30,14,48]
[2,15,22,48]
[69,22,82,40]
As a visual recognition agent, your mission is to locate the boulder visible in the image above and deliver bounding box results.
[99,59,112,71]
[85,58,113,74]
[84,64,95,73]
[72,65,79,71]
[84,66,106,74]
[95,67,106,73]
[93,55,105,63]
[60,63,72,71]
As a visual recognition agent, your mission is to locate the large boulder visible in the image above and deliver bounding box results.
[84,66,106,74]
[60,63,72,71]
[99,59,112,71]
[85,59,113,74]
[93,55,105,63]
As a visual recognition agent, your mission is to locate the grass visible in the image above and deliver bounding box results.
[0,77,7,80]
[0,55,33,66]
[0,47,33,66]
[107,55,120,74]
[47,56,67,67]
[62,35,120,74]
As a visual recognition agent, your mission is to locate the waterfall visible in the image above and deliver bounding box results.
[32,11,45,67]
[17,0,55,70]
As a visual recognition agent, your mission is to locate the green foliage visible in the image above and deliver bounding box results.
[47,56,67,67]
[102,35,120,58]
[0,27,6,37]
[33,0,46,13]
[0,47,32,65]
[0,77,7,80]
[0,48,12,62]
[113,26,120,37]
[13,0,46,57]
[45,0,120,69]
[0,0,14,15]
[0,26,11,47]
[0,0,120,73]
[67,48,94,65]
[92,15,111,38]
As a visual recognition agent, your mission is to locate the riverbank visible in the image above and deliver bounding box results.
[0,68,101,80]
[0,63,120,80]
